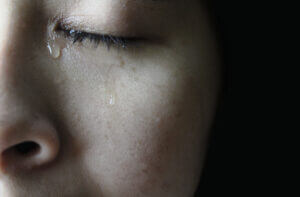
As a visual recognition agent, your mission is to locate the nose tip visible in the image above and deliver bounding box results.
[0,118,60,174]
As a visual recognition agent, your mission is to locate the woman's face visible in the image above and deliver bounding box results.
[0,0,220,196]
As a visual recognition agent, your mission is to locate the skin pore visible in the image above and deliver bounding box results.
[0,0,220,196]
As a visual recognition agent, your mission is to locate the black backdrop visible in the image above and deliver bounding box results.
[194,0,239,195]
[194,0,284,195]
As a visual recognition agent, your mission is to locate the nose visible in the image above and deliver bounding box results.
[0,117,60,174]
[0,1,60,175]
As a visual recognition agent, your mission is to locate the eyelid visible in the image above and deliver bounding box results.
[50,15,164,49]
[55,16,139,39]
[56,21,143,41]
[54,22,146,49]
[54,15,163,41]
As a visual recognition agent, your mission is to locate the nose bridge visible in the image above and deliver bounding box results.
[0,1,32,119]
[0,0,49,137]
[0,0,42,98]
[0,0,40,78]
[0,1,14,79]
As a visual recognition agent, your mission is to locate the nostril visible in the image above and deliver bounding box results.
[1,141,42,172]
[3,141,40,158]
[14,141,40,156]
[0,119,61,174]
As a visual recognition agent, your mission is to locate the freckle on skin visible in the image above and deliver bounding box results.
[107,120,112,129]
[119,57,125,68]
[154,84,164,90]
[104,134,109,140]
[175,110,182,118]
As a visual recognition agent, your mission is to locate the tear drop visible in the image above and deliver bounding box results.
[109,94,115,105]
[47,40,61,59]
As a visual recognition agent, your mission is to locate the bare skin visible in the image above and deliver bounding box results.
[0,0,220,196]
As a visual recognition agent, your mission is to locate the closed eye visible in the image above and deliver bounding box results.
[55,23,143,49]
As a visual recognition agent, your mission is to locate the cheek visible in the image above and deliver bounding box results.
[44,45,210,195]
[93,64,206,195]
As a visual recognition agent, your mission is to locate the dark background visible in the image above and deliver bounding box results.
[194,0,248,195]
[194,0,286,195]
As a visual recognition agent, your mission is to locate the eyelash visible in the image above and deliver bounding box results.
[56,24,140,49]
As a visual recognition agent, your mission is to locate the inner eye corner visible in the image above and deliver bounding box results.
[47,16,62,31]
[53,21,64,32]
[51,17,69,32]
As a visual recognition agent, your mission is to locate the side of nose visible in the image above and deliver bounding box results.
[0,1,61,175]
[0,116,60,174]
